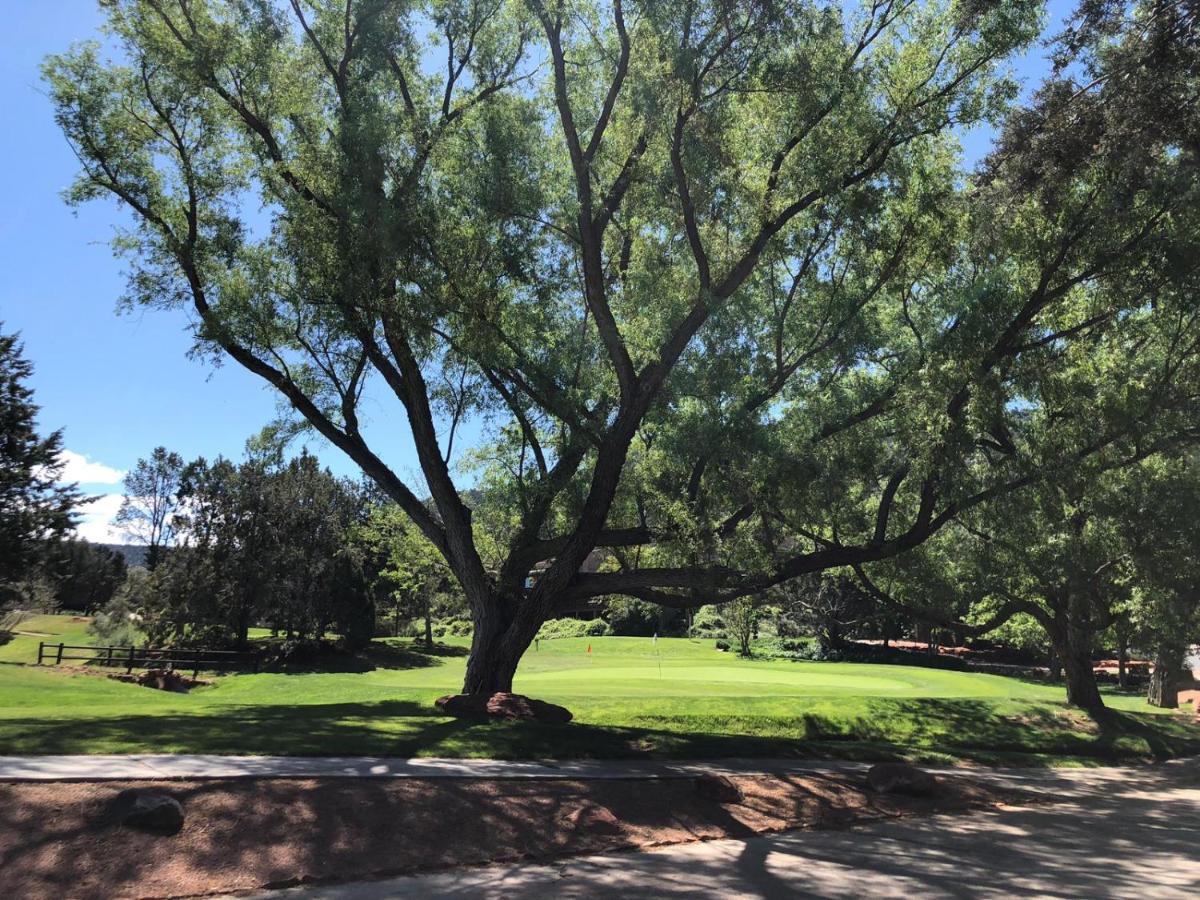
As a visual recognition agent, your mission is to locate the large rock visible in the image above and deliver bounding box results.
[434,693,492,716]
[112,789,185,835]
[107,668,205,693]
[866,762,938,797]
[560,803,622,834]
[694,773,744,805]
[435,692,573,723]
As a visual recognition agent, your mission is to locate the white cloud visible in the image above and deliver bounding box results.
[73,493,127,544]
[59,450,125,486]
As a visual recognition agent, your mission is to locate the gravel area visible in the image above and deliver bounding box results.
[0,772,1017,899]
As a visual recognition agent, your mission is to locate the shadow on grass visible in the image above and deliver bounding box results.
[275,642,465,674]
[2,695,1196,764]
[265,640,469,675]
[363,640,468,667]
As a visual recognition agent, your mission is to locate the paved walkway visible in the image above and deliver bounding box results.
[236,760,1200,899]
[0,755,877,781]
[0,753,1191,790]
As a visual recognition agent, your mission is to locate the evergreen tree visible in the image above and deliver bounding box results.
[0,324,81,593]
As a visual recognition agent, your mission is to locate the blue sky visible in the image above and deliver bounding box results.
[1,1,1066,543]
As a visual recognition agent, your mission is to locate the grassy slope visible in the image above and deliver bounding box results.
[0,613,98,664]
[0,619,1196,764]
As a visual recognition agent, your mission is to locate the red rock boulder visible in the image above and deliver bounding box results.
[435,692,573,723]
[866,762,938,797]
[694,773,744,804]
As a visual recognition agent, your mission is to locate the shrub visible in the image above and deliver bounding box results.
[714,639,730,652]
[784,642,968,669]
[689,604,725,638]
[536,617,613,639]
[755,636,819,659]
[430,617,473,638]
[603,598,660,636]
[88,574,149,647]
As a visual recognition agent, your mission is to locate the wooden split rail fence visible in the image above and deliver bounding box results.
[36,642,259,677]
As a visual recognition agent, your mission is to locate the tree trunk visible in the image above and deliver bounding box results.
[1062,648,1105,716]
[423,596,433,648]
[460,601,534,695]
[235,605,251,653]
[1148,644,1182,709]
[1043,585,1108,720]
[738,630,752,657]
[1118,639,1128,689]
[462,637,523,694]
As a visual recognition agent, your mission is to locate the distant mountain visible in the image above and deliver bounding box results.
[100,543,148,568]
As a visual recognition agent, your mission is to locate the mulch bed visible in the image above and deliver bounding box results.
[0,772,1025,899]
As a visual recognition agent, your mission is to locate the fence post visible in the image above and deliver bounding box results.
[127,645,135,674]
[106,646,114,667]
[37,642,44,665]
[193,649,200,679]
[55,643,64,665]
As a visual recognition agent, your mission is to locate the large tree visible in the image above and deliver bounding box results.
[1125,455,1200,709]
[139,450,375,648]
[48,0,1200,695]
[879,473,1146,718]
[40,538,129,612]
[0,324,81,592]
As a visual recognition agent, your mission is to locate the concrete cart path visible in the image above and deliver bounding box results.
[239,760,1200,899]
[0,753,1194,788]
[0,754,872,781]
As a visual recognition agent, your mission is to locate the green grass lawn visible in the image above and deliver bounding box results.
[1,617,1196,765]
[0,613,98,664]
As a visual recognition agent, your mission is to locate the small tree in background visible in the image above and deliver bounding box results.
[88,570,147,647]
[725,597,760,658]
[115,447,184,571]
[357,505,454,646]
[776,574,874,652]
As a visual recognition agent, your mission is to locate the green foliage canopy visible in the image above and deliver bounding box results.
[46,0,1200,692]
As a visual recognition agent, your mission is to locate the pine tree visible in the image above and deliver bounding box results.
[0,324,81,591]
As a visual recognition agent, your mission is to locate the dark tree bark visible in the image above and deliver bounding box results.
[235,605,251,653]
[1048,652,1063,681]
[1147,644,1182,709]
[1038,590,1109,720]
[461,598,536,694]
[1060,641,1106,717]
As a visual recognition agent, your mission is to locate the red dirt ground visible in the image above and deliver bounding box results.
[0,773,1021,899]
